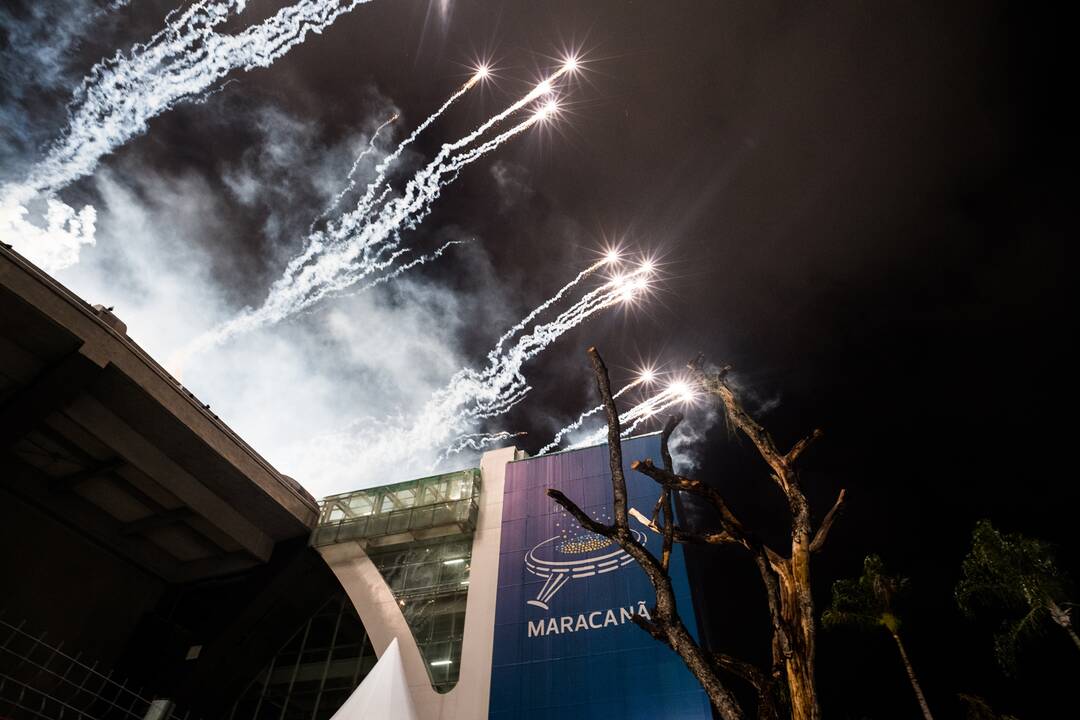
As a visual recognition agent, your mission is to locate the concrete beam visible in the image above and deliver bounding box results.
[50,458,127,490]
[174,551,261,583]
[0,346,107,449]
[65,395,274,563]
[2,247,317,533]
[1,456,181,582]
[121,508,195,536]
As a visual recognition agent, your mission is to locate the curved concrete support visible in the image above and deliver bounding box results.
[317,446,518,720]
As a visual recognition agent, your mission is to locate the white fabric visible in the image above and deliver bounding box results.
[329,637,419,720]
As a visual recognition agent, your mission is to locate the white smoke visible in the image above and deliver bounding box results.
[3,0,375,272]
[174,76,563,368]
[278,260,649,490]
[54,159,489,499]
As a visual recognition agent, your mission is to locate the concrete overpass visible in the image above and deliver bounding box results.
[0,242,318,583]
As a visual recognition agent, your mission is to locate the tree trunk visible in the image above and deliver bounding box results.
[774,544,820,720]
[1047,599,1080,654]
[666,619,746,720]
[889,629,934,720]
[699,364,832,720]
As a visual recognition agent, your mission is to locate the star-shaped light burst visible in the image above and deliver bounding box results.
[668,379,698,404]
[533,98,561,122]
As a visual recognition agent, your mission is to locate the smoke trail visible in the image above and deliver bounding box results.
[567,381,695,450]
[294,259,654,484]
[312,67,568,259]
[176,81,563,368]
[3,0,375,271]
[436,430,525,463]
[344,71,483,227]
[321,238,467,304]
[536,379,643,455]
[314,113,398,228]
[488,257,610,362]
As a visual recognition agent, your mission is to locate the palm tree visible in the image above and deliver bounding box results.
[956,519,1078,673]
[823,554,935,720]
[957,694,1020,720]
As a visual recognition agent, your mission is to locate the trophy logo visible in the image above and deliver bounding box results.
[524,507,646,610]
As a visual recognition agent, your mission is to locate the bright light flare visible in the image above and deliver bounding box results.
[464,63,490,89]
[534,99,560,122]
[611,262,653,303]
[668,380,697,404]
[562,55,580,73]
[604,248,621,264]
[638,367,657,384]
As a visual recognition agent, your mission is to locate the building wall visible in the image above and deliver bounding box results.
[488,434,711,719]
[317,445,518,720]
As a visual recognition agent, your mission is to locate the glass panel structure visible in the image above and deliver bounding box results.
[228,595,376,720]
[311,470,480,547]
[310,469,481,694]
[367,538,471,693]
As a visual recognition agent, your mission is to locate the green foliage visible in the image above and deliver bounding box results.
[957,693,1020,720]
[955,519,1071,673]
[823,554,908,633]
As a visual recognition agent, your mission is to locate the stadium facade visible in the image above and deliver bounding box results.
[1,245,709,720]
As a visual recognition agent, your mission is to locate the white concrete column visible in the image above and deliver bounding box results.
[317,445,518,720]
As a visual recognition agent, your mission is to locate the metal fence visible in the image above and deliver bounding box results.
[0,617,193,720]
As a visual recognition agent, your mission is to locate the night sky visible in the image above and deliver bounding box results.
[1,1,1071,717]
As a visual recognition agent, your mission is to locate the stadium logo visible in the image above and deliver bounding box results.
[524,506,647,610]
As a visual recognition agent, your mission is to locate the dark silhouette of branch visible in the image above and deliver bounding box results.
[632,459,752,544]
[552,348,846,720]
[810,489,846,553]
[711,652,783,720]
[587,347,630,535]
[546,347,746,720]
[658,413,681,570]
[786,429,824,465]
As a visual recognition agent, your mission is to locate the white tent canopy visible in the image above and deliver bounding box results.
[329,638,419,720]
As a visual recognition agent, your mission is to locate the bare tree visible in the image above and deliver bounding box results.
[547,348,845,720]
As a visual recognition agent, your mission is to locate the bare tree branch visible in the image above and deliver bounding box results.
[557,349,842,720]
[711,652,783,720]
[786,428,824,465]
[549,348,746,720]
[809,489,846,553]
[691,365,788,483]
[588,346,630,535]
[685,355,835,720]
[660,413,683,471]
[659,413,683,571]
[629,507,739,545]
[631,613,665,642]
[547,489,613,537]
[632,459,752,543]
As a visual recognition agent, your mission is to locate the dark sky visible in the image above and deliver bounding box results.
[4,1,1071,717]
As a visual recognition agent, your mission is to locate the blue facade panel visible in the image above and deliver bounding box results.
[489,434,712,719]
